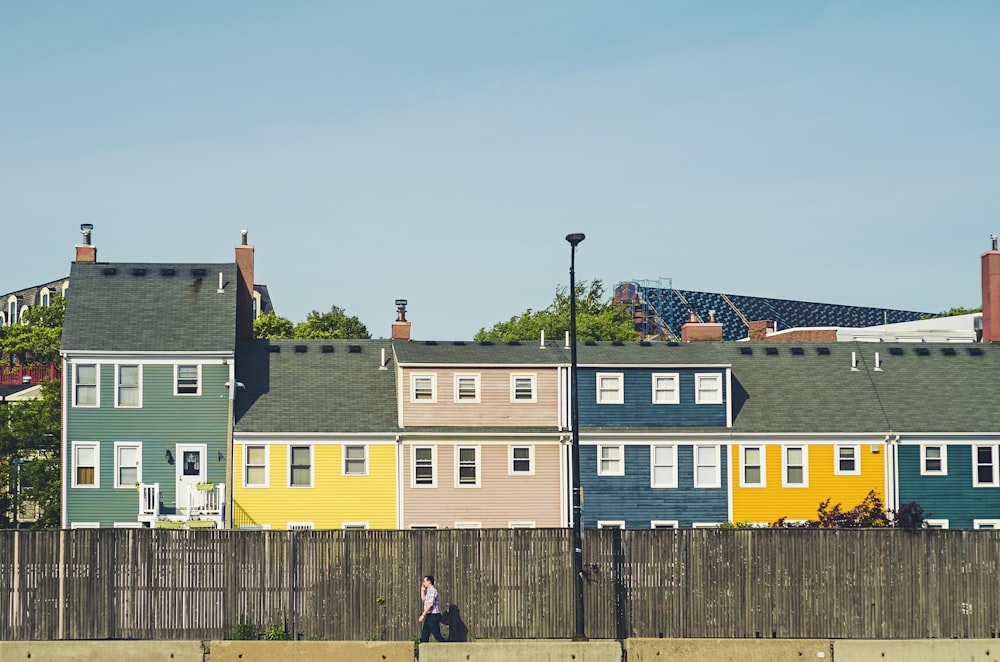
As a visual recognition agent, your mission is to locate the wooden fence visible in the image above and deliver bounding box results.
[1,528,999,641]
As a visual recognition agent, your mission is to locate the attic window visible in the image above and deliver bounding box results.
[321,345,334,354]
[131,268,147,276]
[348,345,362,354]
[889,347,904,356]
[941,347,957,356]
[294,345,307,353]
[191,268,207,277]
[268,345,280,353]
[790,347,805,356]
[915,347,930,356]
[967,347,984,356]
[765,347,779,356]
[102,268,117,276]
[739,347,753,355]
[160,268,176,277]
[817,347,830,355]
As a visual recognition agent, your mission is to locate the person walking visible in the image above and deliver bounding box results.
[418,575,446,643]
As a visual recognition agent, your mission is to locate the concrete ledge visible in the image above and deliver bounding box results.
[0,640,206,662]
[833,639,1000,662]
[625,638,832,662]
[209,640,415,662]
[419,639,622,662]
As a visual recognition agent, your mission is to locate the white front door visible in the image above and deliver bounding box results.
[176,444,207,514]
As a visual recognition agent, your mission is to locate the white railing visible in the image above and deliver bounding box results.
[138,483,160,523]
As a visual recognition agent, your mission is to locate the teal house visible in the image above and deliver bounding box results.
[60,227,256,529]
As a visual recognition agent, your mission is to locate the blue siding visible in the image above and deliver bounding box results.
[898,445,1000,529]
[579,444,729,528]
[577,368,727,427]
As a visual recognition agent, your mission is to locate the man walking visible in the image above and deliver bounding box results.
[418,575,446,643]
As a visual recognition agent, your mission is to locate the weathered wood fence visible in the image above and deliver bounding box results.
[1,528,998,641]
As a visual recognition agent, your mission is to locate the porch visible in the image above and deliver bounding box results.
[137,482,226,529]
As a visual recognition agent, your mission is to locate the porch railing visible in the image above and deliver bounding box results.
[0,365,61,385]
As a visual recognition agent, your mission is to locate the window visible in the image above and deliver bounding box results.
[175,364,200,395]
[973,445,999,487]
[651,520,679,529]
[288,522,315,530]
[288,445,313,487]
[924,519,949,529]
[413,446,436,487]
[244,445,268,487]
[454,374,480,402]
[834,445,860,476]
[239,523,272,530]
[116,364,141,408]
[650,445,677,488]
[7,297,16,326]
[70,522,100,529]
[973,519,1000,530]
[114,442,141,488]
[921,445,948,475]
[596,373,624,404]
[651,373,679,405]
[511,374,536,402]
[409,524,439,530]
[455,521,482,529]
[509,521,536,528]
[343,445,367,476]
[598,444,624,476]
[740,446,765,487]
[411,374,436,402]
[783,446,808,487]
[456,446,480,487]
[510,446,533,475]
[342,522,369,530]
[40,289,51,307]
[72,441,100,488]
[695,373,723,404]
[598,520,625,529]
[694,445,721,488]
[113,522,143,529]
[73,364,99,407]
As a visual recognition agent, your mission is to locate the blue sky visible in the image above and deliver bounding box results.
[2,1,997,339]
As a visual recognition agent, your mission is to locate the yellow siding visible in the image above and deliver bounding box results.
[233,443,397,529]
[731,443,886,524]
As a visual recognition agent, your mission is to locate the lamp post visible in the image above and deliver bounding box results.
[565,232,587,641]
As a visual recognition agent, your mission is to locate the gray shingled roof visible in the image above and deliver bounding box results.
[61,262,237,352]
[393,339,570,365]
[234,339,399,434]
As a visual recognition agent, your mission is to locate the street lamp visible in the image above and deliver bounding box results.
[565,232,587,641]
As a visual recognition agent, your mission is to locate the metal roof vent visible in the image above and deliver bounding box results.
[294,345,307,353]
[348,345,362,354]
[321,345,334,354]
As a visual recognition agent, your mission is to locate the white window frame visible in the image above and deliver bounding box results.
[342,522,369,530]
[343,444,368,476]
[40,288,51,307]
[920,444,948,476]
[288,522,315,530]
[694,444,721,489]
[455,521,482,529]
[782,445,809,488]
[455,445,481,488]
[694,373,723,405]
[923,519,949,529]
[412,446,437,487]
[509,521,536,528]
[834,444,861,476]
[597,444,625,476]
[650,445,677,488]
[71,441,100,488]
[973,519,1000,529]
[244,444,269,488]
[692,522,722,529]
[288,445,314,488]
[597,520,626,529]
[510,373,537,403]
[7,296,17,326]
[509,445,534,475]
[596,373,624,404]
[411,374,437,403]
[651,520,679,529]
[113,441,142,489]
[651,373,680,405]
[174,364,201,396]
[740,445,766,488]
[115,364,142,408]
[113,522,143,529]
[454,373,480,403]
[409,524,439,530]
[239,523,272,530]
[973,445,999,487]
[70,522,100,529]
[72,363,100,408]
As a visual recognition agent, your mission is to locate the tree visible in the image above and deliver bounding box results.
[475,280,638,343]
[0,296,64,367]
[293,305,371,340]
[253,311,295,339]
[771,490,924,529]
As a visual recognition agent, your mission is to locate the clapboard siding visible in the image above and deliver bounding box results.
[577,367,728,427]
[898,443,1000,528]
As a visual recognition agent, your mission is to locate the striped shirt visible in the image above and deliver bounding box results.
[423,584,441,614]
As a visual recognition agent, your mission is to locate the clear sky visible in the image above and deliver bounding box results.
[2,1,997,340]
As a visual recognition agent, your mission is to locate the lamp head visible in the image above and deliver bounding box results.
[565,233,586,247]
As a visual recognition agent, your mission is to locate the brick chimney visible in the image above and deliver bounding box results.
[748,320,774,341]
[235,229,255,340]
[391,299,411,340]
[75,224,97,263]
[982,235,1000,343]
[681,309,723,342]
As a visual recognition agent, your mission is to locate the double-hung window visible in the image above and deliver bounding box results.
[695,373,723,405]
[511,374,536,402]
[694,445,721,488]
[973,445,999,487]
[344,445,367,475]
[921,445,947,475]
[116,365,141,408]
[454,374,480,402]
[740,446,765,487]
[74,364,99,407]
[596,373,624,404]
[72,441,100,488]
[456,446,480,487]
[411,374,436,402]
[834,445,860,476]
[651,373,679,405]
[289,445,313,488]
[114,442,141,488]
[244,445,268,487]
[782,446,808,487]
[650,445,677,488]
[510,446,533,475]
[598,444,624,476]
[175,364,200,395]
[413,447,436,486]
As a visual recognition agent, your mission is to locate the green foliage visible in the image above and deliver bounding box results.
[253,311,295,339]
[232,616,258,640]
[771,490,925,529]
[293,305,371,339]
[475,280,638,343]
[717,521,765,529]
[922,305,982,319]
[263,621,292,640]
[22,296,66,329]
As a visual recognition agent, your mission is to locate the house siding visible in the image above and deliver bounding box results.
[576,367,728,427]
[897,443,1000,528]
